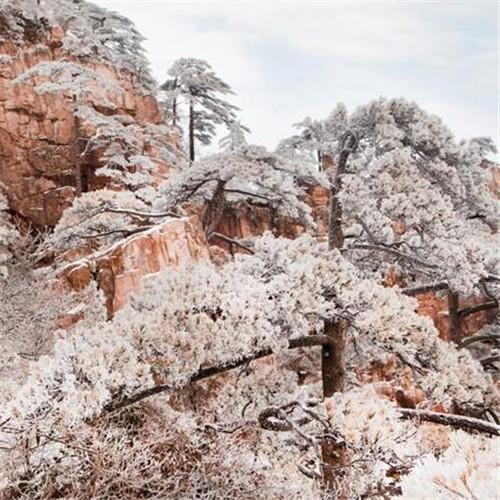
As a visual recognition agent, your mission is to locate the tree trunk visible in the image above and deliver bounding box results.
[202,180,226,236]
[172,97,177,128]
[321,319,349,491]
[447,290,461,343]
[321,320,347,397]
[189,101,195,162]
[321,131,358,493]
[327,131,358,251]
[328,149,350,251]
[172,77,178,128]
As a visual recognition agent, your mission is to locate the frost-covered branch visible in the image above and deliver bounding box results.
[159,145,327,234]
[103,334,330,414]
[399,408,500,435]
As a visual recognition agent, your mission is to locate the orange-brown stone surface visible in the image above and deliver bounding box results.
[60,216,209,316]
[416,292,497,341]
[0,19,172,228]
[210,184,330,252]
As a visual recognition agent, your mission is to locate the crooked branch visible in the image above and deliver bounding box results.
[103,335,330,414]
[458,300,498,318]
[98,207,181,220]
[208,232,255,254]
[399,408,500,435]
[459,332,500,349]
[402,282,449,296]
[346,244,436,269]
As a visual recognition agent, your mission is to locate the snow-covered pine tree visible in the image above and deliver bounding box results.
[1,0,155,89]
[161,58,240,161]
[159,144,327,238]
[218,120,250,152]
[282,98,500,296]
[0,234,497,497]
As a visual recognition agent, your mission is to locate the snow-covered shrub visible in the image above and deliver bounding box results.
[159,145,327,232]
[326,386,499,498]
[48,189,160,254]
[399,431,499,499]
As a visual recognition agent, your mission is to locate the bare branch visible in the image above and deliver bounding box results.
[208,232,255,254]
[402,282,449,296]
[478,354,500,368]
[77,225,154,240]
[224,188,278,203]
[346,244,436,269]
[102,335,330,414]
[457,300,498,318]
[399,408,500,435]
[459,333,500,349]
[98,207,182,220]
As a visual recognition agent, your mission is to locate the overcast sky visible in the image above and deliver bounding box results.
[94,0,499,158]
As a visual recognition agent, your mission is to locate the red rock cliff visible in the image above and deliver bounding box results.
[0,10,172,228]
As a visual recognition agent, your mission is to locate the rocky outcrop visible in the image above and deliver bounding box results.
[212,184,330,251]
[416,292,497,342]
[60,216,209,316]
[0,15,172,228]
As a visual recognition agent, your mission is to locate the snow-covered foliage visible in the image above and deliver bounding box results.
[75,106,178,189]
[47,189,157,254]
[326,386,498,498]
[283,98,500,292]
[161,58,243,158]
[1,234,497,497]
[1,395,316,499]
[0,0,155,89]
[3,234,494,430]
[277,104,349,168]
[13,61,122,101]
[349,279,496,411]
[0,266,106,389]
[0,3,498,495]
[400,431,499,499]
[160,145,327,231]
[219,120,249,152]
[13,63,177,193]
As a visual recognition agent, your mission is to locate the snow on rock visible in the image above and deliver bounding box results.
[0,0,175,228]
[60,216,209,315]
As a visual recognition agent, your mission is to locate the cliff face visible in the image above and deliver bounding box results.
[60,216,209,316]
[0,11,171,228]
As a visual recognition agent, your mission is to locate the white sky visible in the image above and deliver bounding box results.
[94,0,499,157]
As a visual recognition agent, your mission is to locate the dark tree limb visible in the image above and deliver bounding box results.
[399,408,500,436]
[447,290,461,343]
[458,300,498,318]
[224,188,278,203]
[102,335,330,414]
[347,244,436,269]
[327,131,358,251]
[202,180,226,234]
[323,131,358,491]
[479,354,500,367]
[208,232,255,254]
[321,320,347,398]
[402,282,449,296]
[97,207,181,220]
[77,225,154,240]
[459,333,500,349]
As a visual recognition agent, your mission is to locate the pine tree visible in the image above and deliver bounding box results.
[161,58,240,161]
